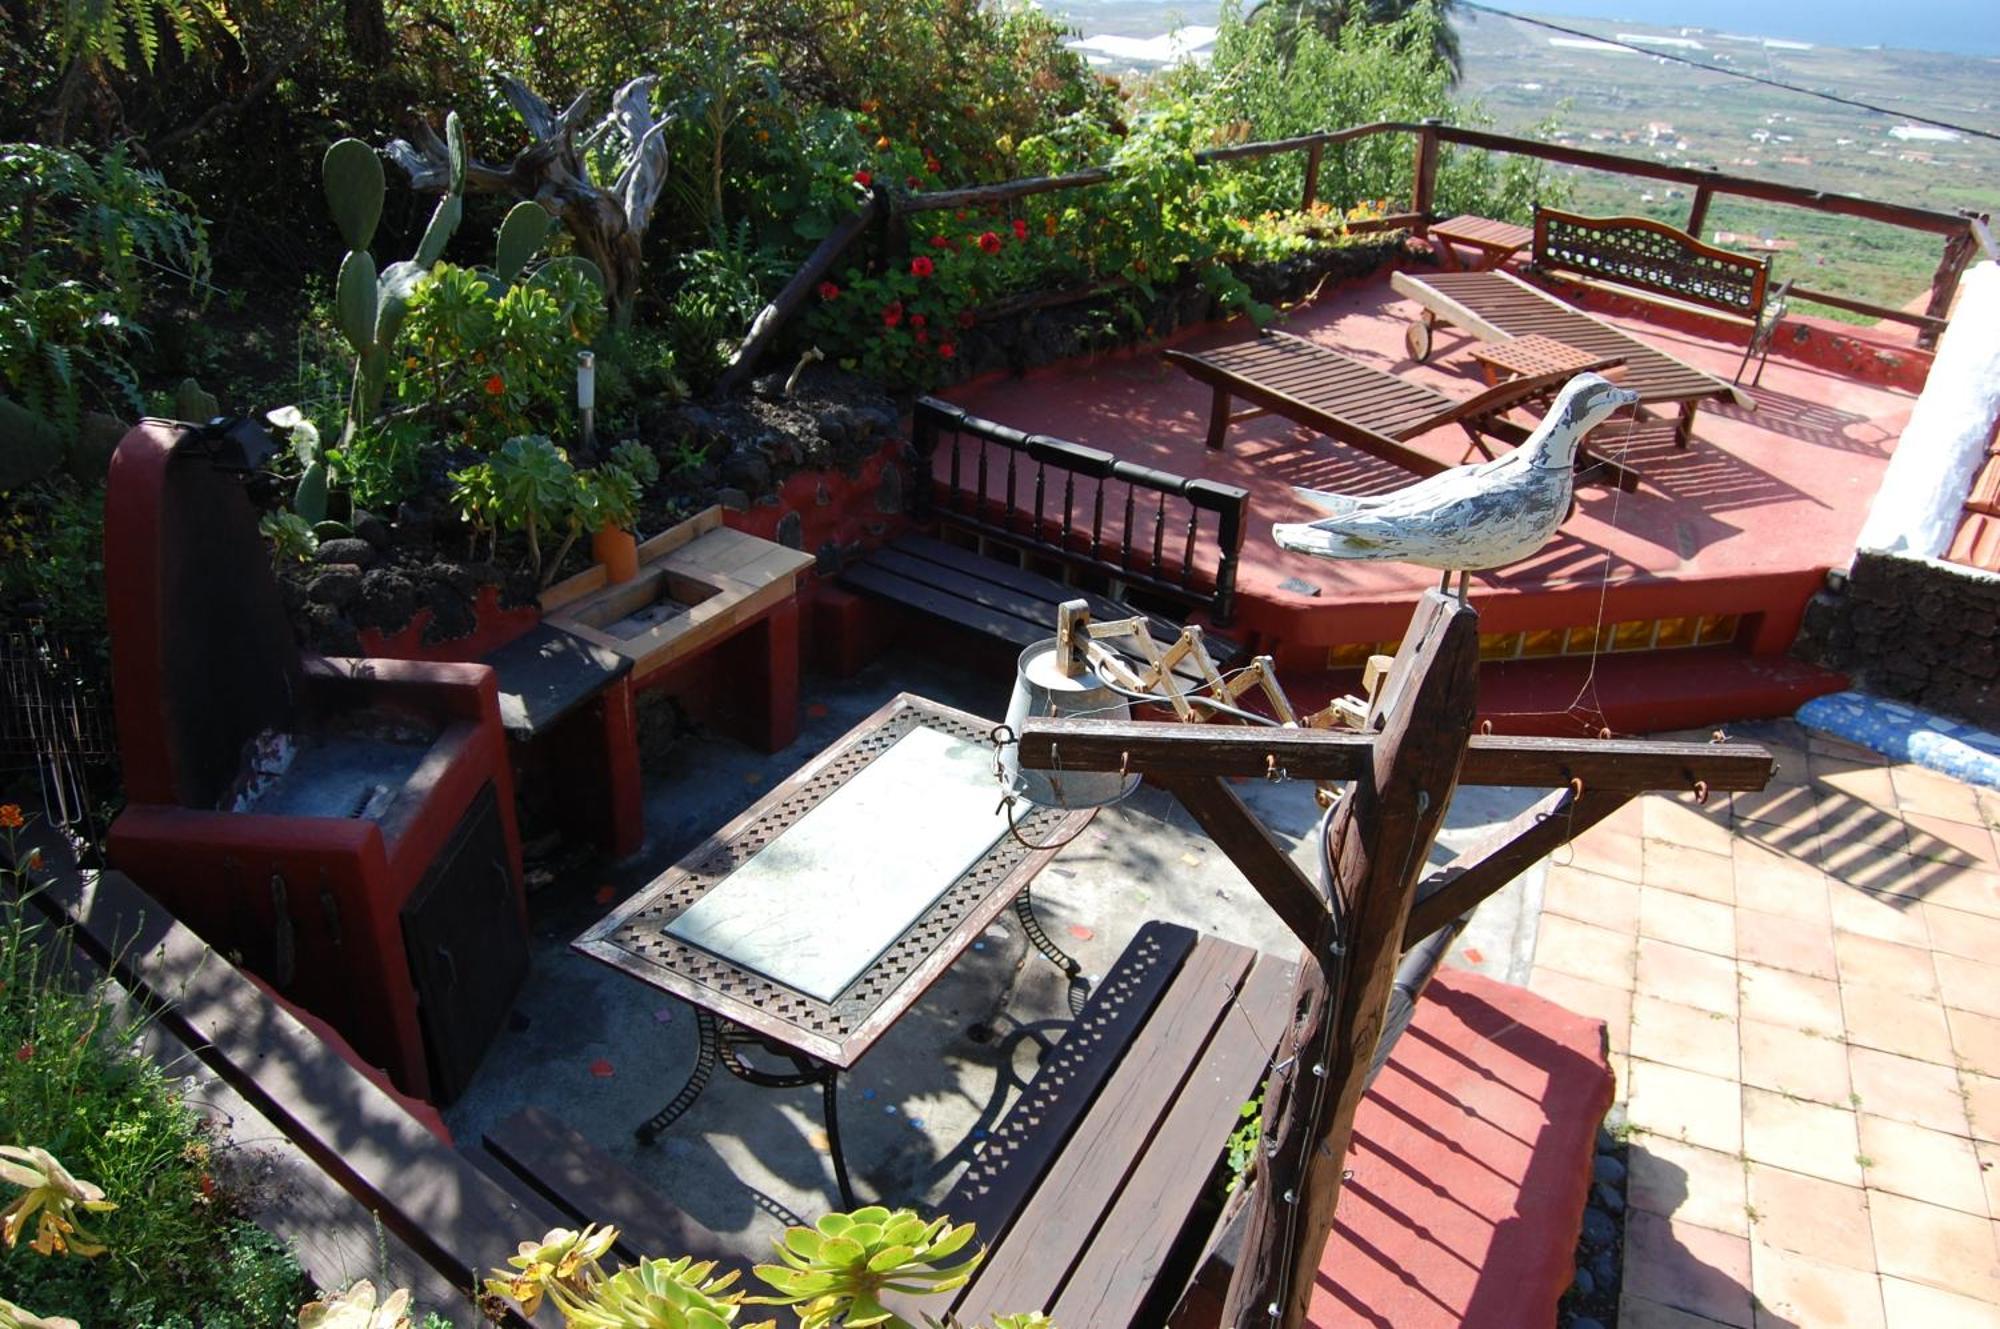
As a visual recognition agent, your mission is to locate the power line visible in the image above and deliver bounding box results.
[1458,3,2000,145]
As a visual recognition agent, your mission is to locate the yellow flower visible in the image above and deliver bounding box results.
[483,1224,620,1316]
[297,1281,412,1329]
[0,1147,116,1259]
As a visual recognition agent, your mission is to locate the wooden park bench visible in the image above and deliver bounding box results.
[843,398,1249,665]
[1529,205,1792,388]
[1163,329,1642,491]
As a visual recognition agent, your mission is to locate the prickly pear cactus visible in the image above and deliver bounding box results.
[323,113,468,444]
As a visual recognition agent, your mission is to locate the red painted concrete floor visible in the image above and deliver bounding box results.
[945,273,1918,669]
[1309,965,1613,1328]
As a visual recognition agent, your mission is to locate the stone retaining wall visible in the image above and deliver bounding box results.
[1794,549,2000,726]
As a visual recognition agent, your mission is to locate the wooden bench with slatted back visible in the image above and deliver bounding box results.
[844,398,1250,670]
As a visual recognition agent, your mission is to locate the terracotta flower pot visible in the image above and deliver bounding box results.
[592,524,639,584]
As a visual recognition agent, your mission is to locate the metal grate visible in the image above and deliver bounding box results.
[1,626,117,830]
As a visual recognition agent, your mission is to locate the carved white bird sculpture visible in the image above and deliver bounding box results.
[1272,372,1639,598]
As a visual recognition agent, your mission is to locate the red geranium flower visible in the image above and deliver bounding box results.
[915,329,929,345]
[955,210,970,221]
[854,169,873,187]
[937,342,957,360]
[818,281,840,301]
[882,301,904,328]
[977,231,1003,255]
[925,156,941,173]
[483,375,505,396]
[929,234,952,249]
[1012,218,1030,241]
[910,256,934,278]
[956,310,976,329]
[905,175,920,188]
[910,313,926,328]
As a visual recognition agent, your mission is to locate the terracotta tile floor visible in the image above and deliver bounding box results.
[1525,719,2000,1327]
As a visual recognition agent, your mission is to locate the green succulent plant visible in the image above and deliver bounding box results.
[296,1280,413,1329]
[485,1224,622,1318]
[259,510,321,562]
[751,1207,981,1329]
[564,1256,768,1329]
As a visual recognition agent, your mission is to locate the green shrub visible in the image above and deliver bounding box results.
[0,142,210,439]
[0,824,312,1326]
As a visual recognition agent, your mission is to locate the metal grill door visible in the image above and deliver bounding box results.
[400,785,527,1103]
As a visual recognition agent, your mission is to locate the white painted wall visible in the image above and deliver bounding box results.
[1855,261,2000,560]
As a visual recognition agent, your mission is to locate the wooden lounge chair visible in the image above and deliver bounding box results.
[1164,329,1641,491]
[1391,268,1754,448]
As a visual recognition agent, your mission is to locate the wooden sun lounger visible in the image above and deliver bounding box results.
[1391,268,1755,448]
[1164,329,1642,491]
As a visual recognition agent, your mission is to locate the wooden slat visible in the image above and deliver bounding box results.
[839,562,1047,648]
[939,921,1201,1242]
[950,937,1258,1325]
[484,1107,754,1273]
[1051,950,1297,1327]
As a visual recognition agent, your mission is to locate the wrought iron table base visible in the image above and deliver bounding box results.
[636,1007,857,1208]
[633,885,1080,1204]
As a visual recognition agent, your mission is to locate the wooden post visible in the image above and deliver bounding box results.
[1685,181,1715,241]
[1301,140,1323,214]
[1220,589,1481,1329]
[1411,118,1443,235]
[1920,217,1981,350]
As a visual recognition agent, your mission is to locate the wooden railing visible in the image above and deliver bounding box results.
[908,398,1248,626]
[719,118,1986,389]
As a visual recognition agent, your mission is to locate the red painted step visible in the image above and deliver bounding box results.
[1309,967,1615,1327]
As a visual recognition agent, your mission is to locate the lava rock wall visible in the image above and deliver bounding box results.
[1795,549,2000,727]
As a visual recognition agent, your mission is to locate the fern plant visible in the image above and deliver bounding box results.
[0,141,209,441]
[48,0,238,74]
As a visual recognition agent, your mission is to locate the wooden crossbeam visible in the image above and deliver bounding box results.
[1156,775,1327,951]
[1401,786,1631,945]
[1017,720,1774,791]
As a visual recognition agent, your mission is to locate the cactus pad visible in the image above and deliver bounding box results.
[322,139,384,251]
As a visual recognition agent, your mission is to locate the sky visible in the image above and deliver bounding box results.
[1484,1,2000,57]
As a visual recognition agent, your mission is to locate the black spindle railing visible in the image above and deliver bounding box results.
[907,398,1247,625]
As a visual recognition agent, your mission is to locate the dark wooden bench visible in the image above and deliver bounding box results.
[1531,205,1791,386]
[844,399,1249,667]
[903,920,1295,1327]
[843,533,1243,677]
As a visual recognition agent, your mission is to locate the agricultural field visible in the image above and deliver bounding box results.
[1061,4,2000,316]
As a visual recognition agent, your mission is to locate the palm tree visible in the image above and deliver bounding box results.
[1246,0,1464,83]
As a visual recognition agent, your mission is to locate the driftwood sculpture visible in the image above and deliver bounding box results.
[385,75,671,327]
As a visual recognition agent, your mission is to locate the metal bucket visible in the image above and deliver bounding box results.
[1000,638,1140,810]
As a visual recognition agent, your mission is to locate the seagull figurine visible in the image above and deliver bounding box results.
[1272,372,1640,599]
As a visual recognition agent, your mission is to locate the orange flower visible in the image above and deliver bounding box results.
[0,804,21,830]
[876,135,892,150]
[483,375,505,396]
[1043,213,1058,236]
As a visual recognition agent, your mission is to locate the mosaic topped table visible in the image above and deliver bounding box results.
[573,692,1091,1205]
